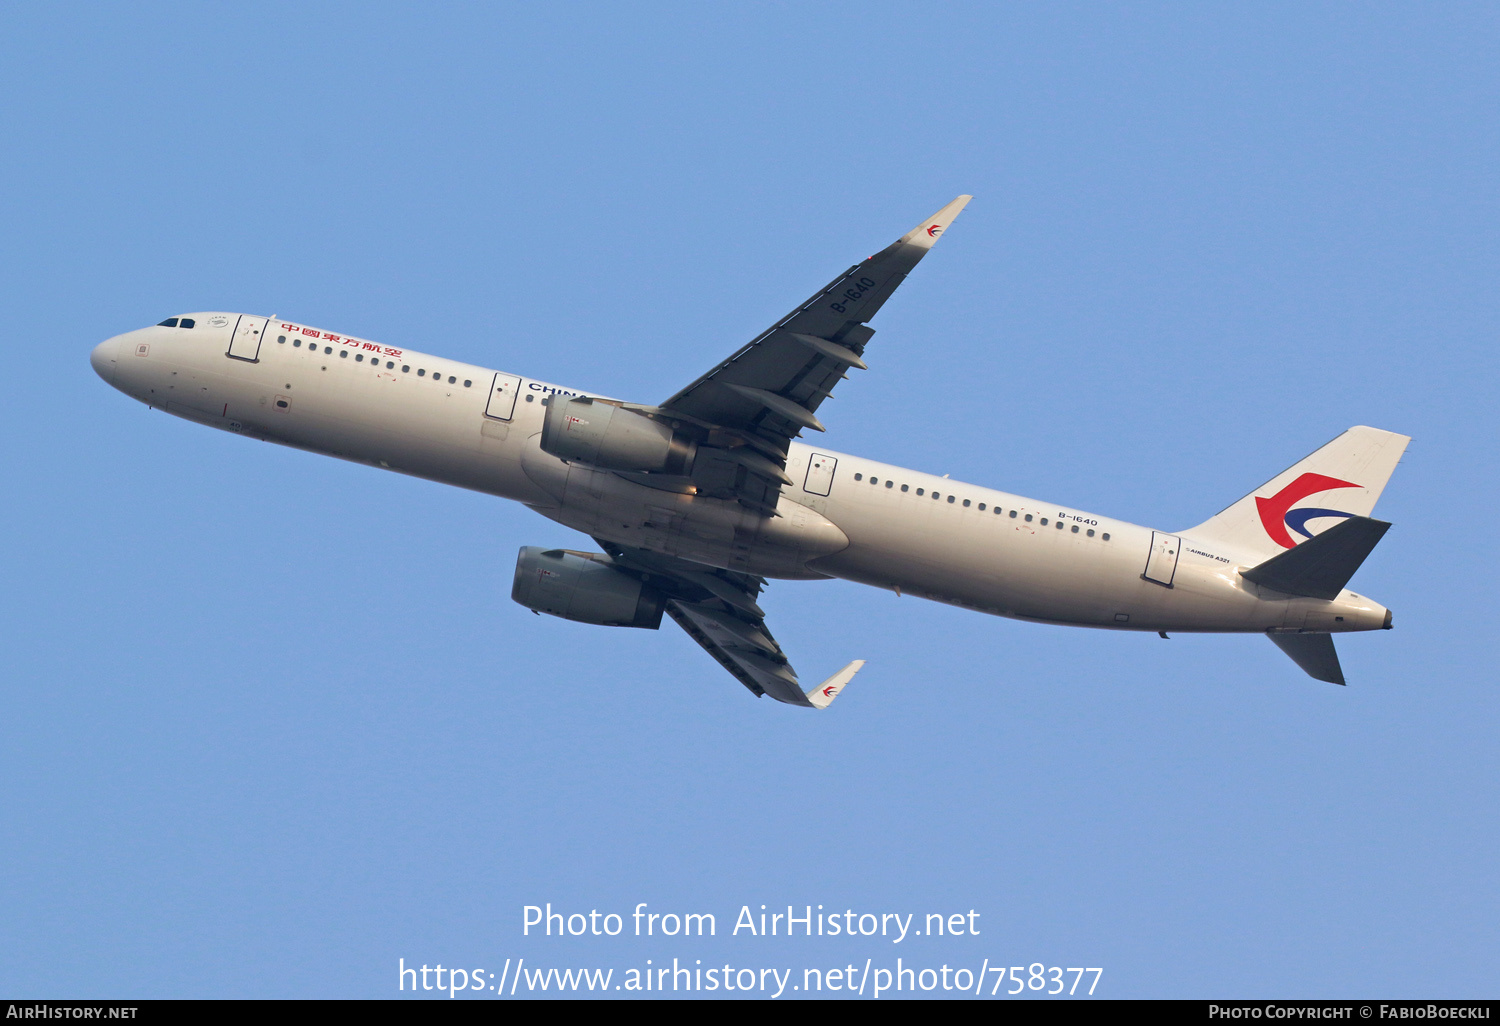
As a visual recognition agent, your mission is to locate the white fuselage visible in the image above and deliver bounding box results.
[91,314,1390,637]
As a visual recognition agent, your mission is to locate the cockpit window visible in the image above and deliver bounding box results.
[179,318,195,328]
[157,318,179,327]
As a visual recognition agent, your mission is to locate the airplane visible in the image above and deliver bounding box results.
[89,196,1407,709]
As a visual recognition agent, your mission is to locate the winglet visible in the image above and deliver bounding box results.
[899,195,972,251]
[805,659,865,709]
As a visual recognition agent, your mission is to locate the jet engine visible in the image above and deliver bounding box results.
[511,546,664,629]
[540,395,695,474]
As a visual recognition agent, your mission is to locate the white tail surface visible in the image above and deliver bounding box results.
[1183,426,1410,563]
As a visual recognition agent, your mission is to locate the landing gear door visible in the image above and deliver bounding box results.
[803,453,837,496]
[485,373,521,421]
[1143,531,1181,587]
[226,315,266,362]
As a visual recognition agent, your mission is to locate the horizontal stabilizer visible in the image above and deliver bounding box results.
[1268,632,1345,685]
[1185,426,1409,562]
[805,660,864,709]
[1241,516,1391,600]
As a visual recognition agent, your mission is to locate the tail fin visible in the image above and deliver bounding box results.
[1184,426,1410,562]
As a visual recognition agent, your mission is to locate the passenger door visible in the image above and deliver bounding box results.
[226,315,266,362]
[1142,531,1181,587]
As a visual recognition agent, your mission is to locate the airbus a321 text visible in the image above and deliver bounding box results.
[91,197,1407,708]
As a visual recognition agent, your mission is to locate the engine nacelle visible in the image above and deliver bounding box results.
[540,395,695,474]
[511,546,664,629]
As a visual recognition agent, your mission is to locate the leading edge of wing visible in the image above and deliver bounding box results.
[658,195,972,433]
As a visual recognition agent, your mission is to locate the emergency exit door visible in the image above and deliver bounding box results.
[1142,531,1181,587]
[485,373,521,420]
[226,315,266,362]
[803,453,838,496]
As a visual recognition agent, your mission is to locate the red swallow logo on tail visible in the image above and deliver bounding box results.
[1255,473,1361,549]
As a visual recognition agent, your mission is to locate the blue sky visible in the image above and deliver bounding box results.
[2,2,1496,998]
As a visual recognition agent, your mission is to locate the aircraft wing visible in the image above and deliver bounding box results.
[655,196,970,513]
[598,540,863,708]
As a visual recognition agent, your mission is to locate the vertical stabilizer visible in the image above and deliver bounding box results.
[1184,426,1409,563]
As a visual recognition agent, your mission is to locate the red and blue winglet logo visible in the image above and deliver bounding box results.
[1256,473,1361,549]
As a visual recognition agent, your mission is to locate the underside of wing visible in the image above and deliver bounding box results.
[667,598,810,705]
[598,540,863,708]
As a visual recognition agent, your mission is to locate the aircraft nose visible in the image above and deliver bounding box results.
[90,337,119,384]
